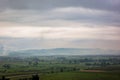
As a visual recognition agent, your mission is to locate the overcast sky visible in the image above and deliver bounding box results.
[0,0,120,51]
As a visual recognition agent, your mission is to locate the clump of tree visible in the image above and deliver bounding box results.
[18,74,39,80]
[0,76,10,80]
[2,64,11,69]
[32,74,39,80]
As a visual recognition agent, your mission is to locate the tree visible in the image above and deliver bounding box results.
[2,64,11,69]
[60,68,63,72]
[32,74,39,80]
[1,76,10,80]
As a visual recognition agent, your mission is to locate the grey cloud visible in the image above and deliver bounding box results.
[0,0,120,13]
[0,0,120,27]
[0,8,119,27]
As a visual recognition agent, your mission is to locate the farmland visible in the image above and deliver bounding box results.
[0,55,120,80]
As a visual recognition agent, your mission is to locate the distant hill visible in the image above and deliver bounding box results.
[8,48,120,57]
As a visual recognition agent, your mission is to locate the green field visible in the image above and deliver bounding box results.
[40,72,120,80]
[3,71,120,80]
[1,71,120,80]
[0,55,120,80]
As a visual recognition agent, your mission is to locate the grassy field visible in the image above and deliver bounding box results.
[1,71,120,80]
[40,71,120,80]
[0,55,120,80]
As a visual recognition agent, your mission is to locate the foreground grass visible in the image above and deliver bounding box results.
[1,71,120,80]
[40,71,120,80]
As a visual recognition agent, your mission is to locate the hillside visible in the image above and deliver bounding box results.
[8,48,120,57]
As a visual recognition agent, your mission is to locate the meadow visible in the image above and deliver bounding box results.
[0,55,120,80]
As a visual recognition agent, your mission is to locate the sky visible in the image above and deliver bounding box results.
[0,0,120,52]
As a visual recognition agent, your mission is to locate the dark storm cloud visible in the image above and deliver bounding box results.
[0,0,120,13]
